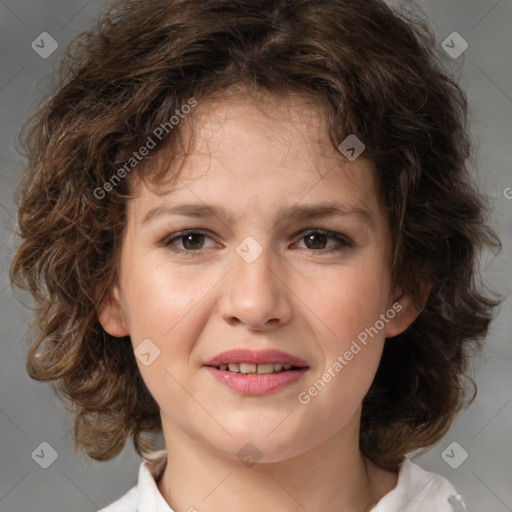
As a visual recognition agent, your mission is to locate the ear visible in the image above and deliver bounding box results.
[96,280,130,337]
[385,279,433,338]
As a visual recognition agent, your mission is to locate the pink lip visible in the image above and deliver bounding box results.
[205,366,309,395]
[202,349,309,396]
[203,349,309,367]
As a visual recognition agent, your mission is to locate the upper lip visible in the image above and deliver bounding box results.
[203,349,309,367]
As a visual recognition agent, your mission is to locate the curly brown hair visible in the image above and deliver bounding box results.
[9,0,501,470]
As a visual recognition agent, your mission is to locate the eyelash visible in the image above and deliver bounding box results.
[162,229,352,257]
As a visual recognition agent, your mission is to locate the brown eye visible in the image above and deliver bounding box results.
[163,230,215,255]
[304,232,328,250]
[180,232,206,250]
[296,229,352,253]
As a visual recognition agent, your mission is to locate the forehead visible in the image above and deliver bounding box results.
[127,90,386,226]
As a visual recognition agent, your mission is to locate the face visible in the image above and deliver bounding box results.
[98,90,420,463]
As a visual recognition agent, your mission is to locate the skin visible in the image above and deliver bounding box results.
[97,89,428,512]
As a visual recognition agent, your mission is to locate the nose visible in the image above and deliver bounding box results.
[218,241,293,332]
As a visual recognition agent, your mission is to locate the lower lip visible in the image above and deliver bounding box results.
[204,367,309,395]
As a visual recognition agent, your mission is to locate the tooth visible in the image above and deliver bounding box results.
[256,363,276,374]
[282,364,292,370]
[274,364,283,372]
[239,363,257,374]
[219,364,227,371]
[228,363,240,372]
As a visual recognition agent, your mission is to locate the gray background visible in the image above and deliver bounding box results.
[0,0,511,511]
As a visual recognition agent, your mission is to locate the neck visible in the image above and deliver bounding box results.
[156,418,397,512]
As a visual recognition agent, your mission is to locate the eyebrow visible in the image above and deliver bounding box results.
[141,200,374,228]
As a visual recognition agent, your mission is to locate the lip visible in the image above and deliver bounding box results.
[202,348,310,396]
[203,348,309,367]
[205,366,309,395]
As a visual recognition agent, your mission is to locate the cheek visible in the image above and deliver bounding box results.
[297,299,388,439]
[122,262,217,402]
[123,259,207,341]
[299,256,391,427]
[123,264,209,409]
[306,258,391,352]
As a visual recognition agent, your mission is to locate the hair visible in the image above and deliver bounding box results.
[9,0,502,471]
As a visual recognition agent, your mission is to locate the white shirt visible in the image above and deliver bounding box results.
[100,450,468,512]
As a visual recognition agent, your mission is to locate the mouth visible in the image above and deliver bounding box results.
[202,349,309,395]
[203,348,309,372]
[210,362,304,374]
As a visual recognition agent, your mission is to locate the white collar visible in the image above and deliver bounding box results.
[370,458,467,511]
[137,450,173,512]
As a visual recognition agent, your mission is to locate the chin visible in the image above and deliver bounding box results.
[206,429,310,465]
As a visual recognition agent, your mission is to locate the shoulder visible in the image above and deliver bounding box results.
[371,458,468,512]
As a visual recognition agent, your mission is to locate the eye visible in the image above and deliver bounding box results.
[163,230,216,255]
[295,229,352,253]
[162,228,352,257]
